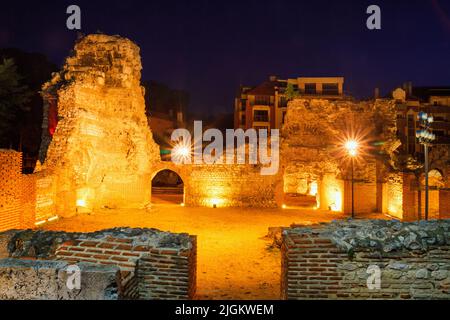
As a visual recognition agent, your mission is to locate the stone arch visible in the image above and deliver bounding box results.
[150,164,188,205]
[419,168,445,188]
[428,168,445,187]
[151,163,188,183]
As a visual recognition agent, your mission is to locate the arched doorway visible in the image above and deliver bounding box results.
[420,169,444,219]
[151,169,184,204]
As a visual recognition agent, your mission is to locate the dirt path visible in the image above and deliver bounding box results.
[42,201,385,299]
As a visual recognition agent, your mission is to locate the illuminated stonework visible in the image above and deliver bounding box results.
[280,98,400,214]
[39,34,160,215]
[1,33,447,228]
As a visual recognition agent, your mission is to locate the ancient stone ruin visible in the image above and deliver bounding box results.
[39,34,161,215]
[280,98,450,220]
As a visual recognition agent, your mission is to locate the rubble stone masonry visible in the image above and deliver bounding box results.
[39,34,161,215]
[281,219,450,299]
[0,259,120,300]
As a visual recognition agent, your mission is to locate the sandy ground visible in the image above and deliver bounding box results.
[42,195,387,300]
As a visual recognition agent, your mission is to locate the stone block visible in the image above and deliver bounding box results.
[0,230,18,259]
[0,259,120,300]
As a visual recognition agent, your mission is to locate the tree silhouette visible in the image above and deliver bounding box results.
[285,83,299,101]
[0,58,32,147]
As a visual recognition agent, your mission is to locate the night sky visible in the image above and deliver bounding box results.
[1,0,449,115]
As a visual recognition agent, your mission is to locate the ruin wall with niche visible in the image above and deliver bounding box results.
[38,34,161,216]
[280,98,400,214]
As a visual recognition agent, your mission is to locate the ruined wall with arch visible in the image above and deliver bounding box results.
[2,33,450,231]
[150,162,282,208]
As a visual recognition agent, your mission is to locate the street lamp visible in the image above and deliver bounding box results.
[416,111,436,221]
[345,140,358,218]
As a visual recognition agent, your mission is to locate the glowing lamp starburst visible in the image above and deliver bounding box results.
[344,140,359,156]
[171,141,192,164]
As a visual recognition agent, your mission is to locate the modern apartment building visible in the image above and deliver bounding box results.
[394,83,450,156]
[234,76,345,130]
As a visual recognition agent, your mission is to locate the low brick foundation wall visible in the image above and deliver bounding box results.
[0,228,197,300]
[137,237,197,299]
[281,219,450,300]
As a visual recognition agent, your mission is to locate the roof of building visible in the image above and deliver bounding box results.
[244,79,292,96]
[245,80,280,96]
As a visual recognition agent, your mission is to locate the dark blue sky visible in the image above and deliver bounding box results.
[1,0,449,114]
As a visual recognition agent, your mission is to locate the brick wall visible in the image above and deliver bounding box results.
[343,181,377,214]
[439,190,450,219]
[185,164,279,208]
[0,151,23,232]
[281,229,346,299]
[0,150,58,231]
[402,173,419,221]
[281,220,450,300]
[137,236,197,299]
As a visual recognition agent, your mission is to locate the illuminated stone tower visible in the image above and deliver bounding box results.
[40,34,160,214]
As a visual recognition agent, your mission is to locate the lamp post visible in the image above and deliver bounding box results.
[416,111,436,221]
[345,140,358,219]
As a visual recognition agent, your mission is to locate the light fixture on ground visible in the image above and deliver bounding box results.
[416,111,436,221]
[344,139,359,219]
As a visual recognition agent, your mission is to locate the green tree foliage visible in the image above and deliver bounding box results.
[284,82,299,101]
[0,58,32,146]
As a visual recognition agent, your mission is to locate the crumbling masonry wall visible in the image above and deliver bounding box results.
[39,34,160,216]
[281,220,450,299]
[280,98,417,216]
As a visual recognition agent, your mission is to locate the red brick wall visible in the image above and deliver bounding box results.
[0,151,23,232]
[55,236,141,271]
[402,173,419,221]
[281,231,348,299]
[137,235,197,299]
[0,151,38,231]
[282,227,450,300]
[439,190,450,219]
[0,151,46,231]
[343,181,377,214]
